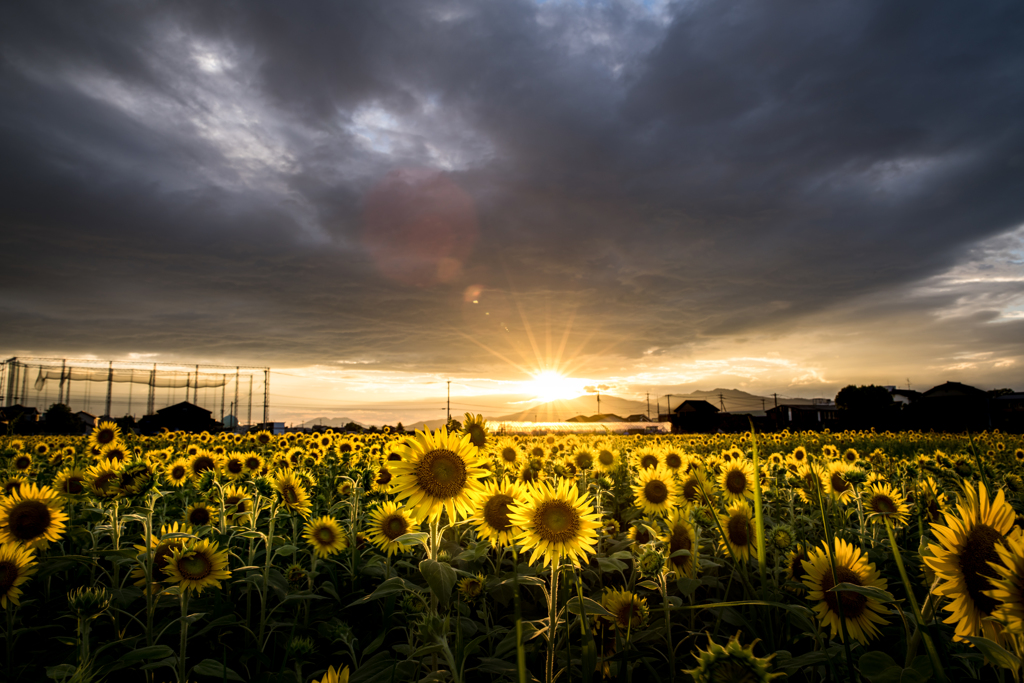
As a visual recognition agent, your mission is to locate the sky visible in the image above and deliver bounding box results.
[1,0,1023,426]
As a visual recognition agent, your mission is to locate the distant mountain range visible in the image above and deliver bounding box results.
[404,388,826,431]
[299,417,366,429]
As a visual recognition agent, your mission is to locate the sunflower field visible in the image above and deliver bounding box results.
[1,420,1024,683]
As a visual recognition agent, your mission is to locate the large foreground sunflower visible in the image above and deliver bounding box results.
[390,428,488,523]
[684,633,783,683]
[162,539,231,595]
[0,541,37,608]
[507,479,601,569]
[987,533,1024,634]
[0,483,69,549]
[471,478,526,548]
[801,538,890,643]
[924,481,1018,642]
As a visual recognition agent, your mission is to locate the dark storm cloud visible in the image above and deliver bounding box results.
[1,0,1022,372]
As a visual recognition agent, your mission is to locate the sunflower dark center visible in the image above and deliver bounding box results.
[870,494,897,515]
[0,560,18,592]
[531,447,544,458]
[178,553,213,580]
[170,466,186,480]
[789,551,810,581]
[615,600,641,629]
[339,443,352,452]
[960,523,1005,615]
[522,468,538,483]
[376,469,393,486]
[151,541,182,579]
[726,513,750,547]
[227,459,243,473]
[257,434,271,444]
[384,515,408,540]
[535,500,581,543]
[244,457,260,469]
[415,449,468,499]
[281,485,299,504]
[844,450,857,463]
[669,526,692,568]
[188,507,211,525]
[633,527,652,545]
[644,480,669,505]
[96,429,116,445]
[575,452,594,469]
[820,565,867,619]
[501,447,518,463]
[484,494,514,531]
[315,527,336,544]
[192,456,215,473]
[9,500,52,540]
[682,478,701,502]
[63,477,84,495]
[598,450,614,466]
[725,470,748,494]
[14,457,30,470]
[106,450,125,462]
[665,453,682,469]
[387,452,401,461]
[640,455,659,469]
[707,658,760,683]
[831,473,850,494]
[225,495,243,509]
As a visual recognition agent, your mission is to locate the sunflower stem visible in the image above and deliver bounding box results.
[547,560,561,683]
[661,572,674,683]
[748,419,768,602]
[813,470,857,683]
[177,590,190,683]
[884,517,946,682]
[258,500,277,647]
[144,492,156,648]
[511,547,528,683]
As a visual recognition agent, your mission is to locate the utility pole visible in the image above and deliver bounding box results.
[907,378,912,390]
[596,391,601,415]
[773,393,778,408]
[667,394,672,416]
[718,393,725,412]
[761,398,766,410]
[446,381,451,421]
[646,392,650,420]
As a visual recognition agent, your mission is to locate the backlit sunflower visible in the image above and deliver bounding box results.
[825,461,858,505]
[0,541,37,608]
[684,633,783,683]
[304,516,348,558]
[0,483,69,549]
[188,450,220,480]
[987,533,1024,634]
[184,501,217,527]
[794,463,828,506]
[628,520,658,548]
[164,457,190,487]
[787,446,809,467]
[594,446,620,473]
[924,481,1018,642]
[601,587,648,631]
[312,665,351,683]
[492,437,522,469]
[507,479,601,569]
[632,447,662,470]
[390,428,488,523]
[785,546,811,591]
[663,509,698,578]
[719,460,755,504]
[863,483,910,528]
[221,484,253,525]
[366,501,419,557]
[162,538,231,595]
[718,501,757,564]
[220,454,246,480]
[11,452,32,473]
[679,469,714,507]
[273,470,312,518]
[632,466,677,516]
[457,573,486,602]
[89,421,121,450]
[130,522,194,588]
[462,413,489,449]
[471,478,526,548]
[519,462,544,486]
[53,468,88,499]
[1,476,28,498]
[801,537,890,644]
[240,451,265,476]
[371,464,395,494]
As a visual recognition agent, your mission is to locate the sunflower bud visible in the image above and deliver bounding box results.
[288,636,316,659]
[253,476,274,498]
[198,470,216,493]
[637,548,665,577]
[68,586,112,619]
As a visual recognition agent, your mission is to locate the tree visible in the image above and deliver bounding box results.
[44,403,81,435]
[835,385,894,413]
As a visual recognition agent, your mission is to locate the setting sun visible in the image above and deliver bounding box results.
[528,370,586,403]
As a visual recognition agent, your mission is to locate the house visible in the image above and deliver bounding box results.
[137,401,222,435]
[0,404,39,432]
[661,400,720,433]
[993,393,1024,432]
[75,411,97,428]
[766,403,839,430]
[908,381,991,431]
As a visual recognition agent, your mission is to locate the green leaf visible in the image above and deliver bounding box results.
[637,580,660,591]
[120,645,175,664]
[348,577,408,606]
[962,636,1022,670]
[859,651,899,678]
[393,532,429,549]
[566,596,611,618]
[191,658,244,681]
[420,559,457,609]
[596,557,627,573]
[274,544,297,557]
[45,664,78,681]
[676,577,701,597]
[829,582,896,604]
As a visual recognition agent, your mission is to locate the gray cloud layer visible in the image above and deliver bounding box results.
[1,0,1023,380]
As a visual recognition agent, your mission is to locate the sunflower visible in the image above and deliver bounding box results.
[628,520,658,548]
[457,573,486,602]
[162,539,231,595]
[794,463,828,506]
[1,476,28,498]
[601,587,649,631]
[11,452,32,473]
[718,501,757,564]
[220,454,246,480]
[366,501,419,557]
[188,450,220,480]
[472,478,526,548]
[371,465,395,494]
[987,533,1024,633]
[222,484,253,525]
[164,457,190,487]
[684,633,783,683]
[272,470,312,518]
[718,460,755,504]
[924,481,1018,642]
[130,522,194,588]
[519,462,544,486]
[663,509,698,577]
[787,446,809,468]
[632,466,678,517]
[89,421,121,450]
[594,446,620,473]
[53,468,88,499]
[490,437,521,470]
[842,448,860,465]
[462,413,489,449]
[0,541,37,608]
[863,483,910,528]
[184,502,217,527]
[632,447,662,470]
[0,483,69,549]
[661,447,685,472]
[825,462,858,505]
[785,546,811,590]
[801,537,890,643]
[679,469,714,507]
[390,428,487,523]
[304,516,349,559]
[507,479,601,569]
[313,665,351,683]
